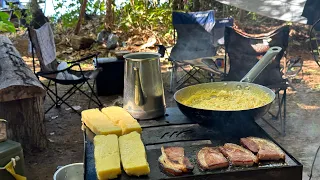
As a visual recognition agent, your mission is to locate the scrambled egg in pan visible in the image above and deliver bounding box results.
[180,88,272,111]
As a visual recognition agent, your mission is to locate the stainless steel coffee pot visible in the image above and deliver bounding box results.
[123,52,166,119]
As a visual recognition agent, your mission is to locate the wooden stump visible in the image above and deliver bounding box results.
[70,35,95,50]
[0,35,47,151]
[0,97,47,151]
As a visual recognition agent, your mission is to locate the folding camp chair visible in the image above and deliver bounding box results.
[224,25,290,136]
[309,21,320,68]
[28,22,103,115]
[303,0,320,67]
[168,10,223,92]
[280,56,303,91]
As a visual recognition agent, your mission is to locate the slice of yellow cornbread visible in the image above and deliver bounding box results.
[101,106,125,124]
[81,109,122,136]
[94,135,121,179]
[118,119,142,135]
[119,131,150,176]
[101,106,142,135]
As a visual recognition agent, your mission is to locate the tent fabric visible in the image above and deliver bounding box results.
[215,0,307,24]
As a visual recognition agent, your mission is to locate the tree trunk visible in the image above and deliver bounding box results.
[239,9,246,22]
[0,35,47,152]
[29,0,48,28]
[172,0,183,10]
[105,0,114,27]
[75,0,88,35]
[193,0,200,11]
[30,0,40,14]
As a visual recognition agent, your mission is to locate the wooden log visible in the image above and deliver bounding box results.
[0,97,47,151]
[70,35,95,50]
[0,35,47,151]
[0,37,45,102]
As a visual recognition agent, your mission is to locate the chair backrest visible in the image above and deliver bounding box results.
[224,25,290,86]
[213,17,234,47]
[302,0,320,30]
[28,22,58,73]
[169,10,217,61]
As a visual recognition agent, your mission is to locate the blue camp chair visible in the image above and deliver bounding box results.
[169,10,217,92]
[162,11,233,92]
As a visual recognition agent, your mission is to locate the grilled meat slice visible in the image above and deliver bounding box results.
[158,146,194,176]
[219,143,258,166]
[197,147,229,170]
[240,137,285,161]
[240,137,259,153]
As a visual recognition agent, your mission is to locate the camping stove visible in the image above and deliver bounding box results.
[84,107,303,180]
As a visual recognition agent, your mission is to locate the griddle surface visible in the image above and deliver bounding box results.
[84,107,302,180]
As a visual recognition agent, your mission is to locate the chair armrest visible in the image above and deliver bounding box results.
[37,63,82,76]
[67,53,100,64]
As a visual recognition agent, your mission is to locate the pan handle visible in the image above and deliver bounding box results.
[240,46,282,83]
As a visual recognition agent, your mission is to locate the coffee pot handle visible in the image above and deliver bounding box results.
[133,67,145,106]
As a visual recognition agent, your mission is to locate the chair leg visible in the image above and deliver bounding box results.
[57,83,85,104]
[84,79,103,108]
[180,67,201,83]
[281,89,287,136]
[44,83,81,115]
[209,73,215,82]
[261,88,286,136]
[176,69,192,83]
[45,80,55,102]
[66,80,102,108]
[177,67,201,84]
[176,67,201,89]
[198,69,208,79]
[277,92,282,120]
[39,80,68,113]
[170,62,177,93]
[55,82,60,108]
[88,80,95,109]
[49,85,80,112]
[267,92,281,120]
[42,80,102,115]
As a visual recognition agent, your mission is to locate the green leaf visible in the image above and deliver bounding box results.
[0,21,16,33]
[0,12,10,21]
[14,10,22,19]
